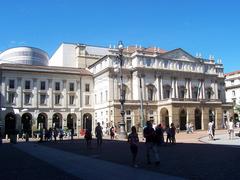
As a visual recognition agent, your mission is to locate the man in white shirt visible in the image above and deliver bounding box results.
[228,118,234,140]
[208,121,214,140]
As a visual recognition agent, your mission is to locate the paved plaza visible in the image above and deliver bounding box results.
[1,129,240,180]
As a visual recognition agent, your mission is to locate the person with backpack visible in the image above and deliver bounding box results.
[128,126,139,168]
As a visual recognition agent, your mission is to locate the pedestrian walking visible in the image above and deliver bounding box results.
[71,128,74,140]
[95,122,103,147]
[59,128,64,141]
[228,117,234,140]
[84,129,92,148]
[143,121,160,166]
[128,126,139,168]
[165,124,171,144]
[53,128,58,141]
[110,126,115,140]
[208,121,214,140]
[155,124,164,145]
[49,128,53,141]
[212,121,215,138]
[170,123,176,144]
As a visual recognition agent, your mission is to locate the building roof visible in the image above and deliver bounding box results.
[224,70,240,77]
[0,63,92,76]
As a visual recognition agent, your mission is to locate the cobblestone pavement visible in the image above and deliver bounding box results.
[1,129,240,180]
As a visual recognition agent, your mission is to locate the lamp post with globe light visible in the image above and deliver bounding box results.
[117,41,127,138]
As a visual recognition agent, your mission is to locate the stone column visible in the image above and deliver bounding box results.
[171,77,175,98]
[48,79,53,108]
[215,81,218,99]
[156,76,160,101]
[189,79,192,99]
[185,79,189,99]
[17,77,22,108]
[175,78,178,98]
[1,77,6,107]
[63,80,67,108]
[160,76,163,100]
[215,107,222,129]
[202,80,205,99]
[33,78,38,108]
[142,76,146,100]
[76,80,80,107]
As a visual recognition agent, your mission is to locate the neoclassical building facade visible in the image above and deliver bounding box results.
[225,70,240,121]
[0,43,233,136]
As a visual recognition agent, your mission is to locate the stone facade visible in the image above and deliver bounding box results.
[0,44,234,137]
[225,70,240,121]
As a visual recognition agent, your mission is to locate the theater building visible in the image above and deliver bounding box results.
[0,43,233,136]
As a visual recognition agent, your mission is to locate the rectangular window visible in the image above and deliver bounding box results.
[24,93,31,104]
[95,94,97,104]
[69,95,75,105]
[8,92,15,104]
[146,58,151,66]
[69,83,74,91]
[9,79,15,89]
[85,84,90,92]
[85,95,90,105]
[105,90,108,102]
[55,82,60,91]
[40,94,47,105]
[101,92,103,103]
[40,81,46,90]
[25,80,31,89]
[55,94,61,105]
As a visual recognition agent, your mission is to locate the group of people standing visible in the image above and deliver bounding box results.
[39,127,74,142]
[84,122,103,148]
[127,121,176,168]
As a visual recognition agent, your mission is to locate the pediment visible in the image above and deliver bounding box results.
[159,48,200,63]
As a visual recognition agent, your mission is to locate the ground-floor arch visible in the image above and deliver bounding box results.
[37,113,47,129]
[21,113,32,136]
[67,113,77,130]
[5,113,16,135]
[179,109,187,130]
[160,108,169,127]
[195,109,202,130]
[52,113,62,129]
[83,113,92,132]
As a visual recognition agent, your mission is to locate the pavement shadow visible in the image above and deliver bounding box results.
[31,138,240,180]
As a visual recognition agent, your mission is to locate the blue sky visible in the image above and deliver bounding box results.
[0,0,239,73]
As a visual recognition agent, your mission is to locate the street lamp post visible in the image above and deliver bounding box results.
[118,41,127,138]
